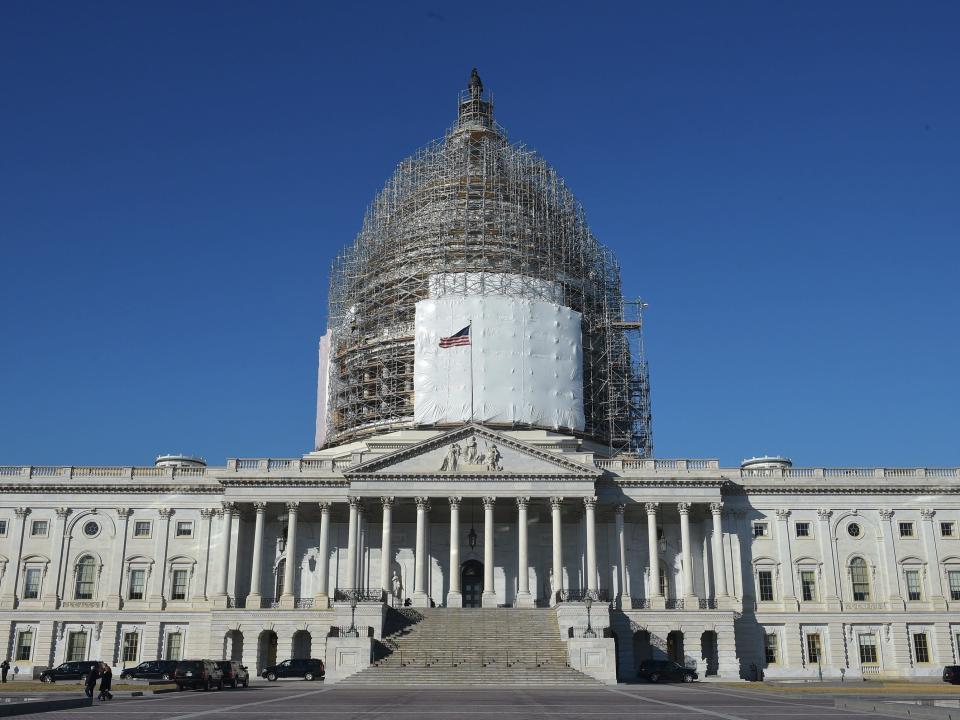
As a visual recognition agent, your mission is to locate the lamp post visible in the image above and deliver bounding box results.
[583,595,596,638]
[346,593,359,637]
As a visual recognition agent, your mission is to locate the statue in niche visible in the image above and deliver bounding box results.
[391,570,402,605]
[439,442,461,471]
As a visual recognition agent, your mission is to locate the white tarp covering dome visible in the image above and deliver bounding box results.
[414,295,585,430]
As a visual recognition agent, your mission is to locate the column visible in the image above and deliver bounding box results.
[211,502,235,608]
[710,503,728,603]
[550,497,564,602]
[107,508,131,610]
[920,508,947,609]
[245,502,267,608]
[817,508,841,610]
[584,497,598,595]
[482,497,497,607]
[314,502,332,607]
[515,497,533,607]
[193,508,215,603]
[615,504,628,606]
[447,497,462,607]
[413,497,430,607]
[678,502,696,603]
[0,509,29,609]
[879,509,903,608]
[345,497,360,592]
[380,497,394,602]
[278,502,298,609]
[774,508,797,609]
[148,509,173,609]
[42,508,70,609]
[645,502,663,608]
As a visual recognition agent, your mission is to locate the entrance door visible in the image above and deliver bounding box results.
[461,560,484,608]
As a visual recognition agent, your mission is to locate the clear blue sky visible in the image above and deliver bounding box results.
[2,1,958,467]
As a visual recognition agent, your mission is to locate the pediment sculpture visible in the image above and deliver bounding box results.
[439,437,503,472]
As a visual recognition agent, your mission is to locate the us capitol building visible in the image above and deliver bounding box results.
[2,72,957,685]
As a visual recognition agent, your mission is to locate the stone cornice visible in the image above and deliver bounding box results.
[0,483,224,495]
[725,483,960,496]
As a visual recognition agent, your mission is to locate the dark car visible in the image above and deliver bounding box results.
[39,661,103,683]
[120,660,180,681]
[944,666,960,684]
[217,660,250,688]
[174,660,224,691]
[637,659,698,683]
[261,658,325,681]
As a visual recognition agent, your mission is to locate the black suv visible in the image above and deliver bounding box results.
[944,666,960,684]
[174,660,224,691]
[120,660,180,681]
[637,659,698,683]
[39,661,102,683]
[262,658,325,681]
[217,660,250,688]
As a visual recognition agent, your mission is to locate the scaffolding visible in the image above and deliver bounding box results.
[322,72,652,457]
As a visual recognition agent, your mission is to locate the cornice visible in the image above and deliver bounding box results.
[725,483,960,496]
[0,483,224,495]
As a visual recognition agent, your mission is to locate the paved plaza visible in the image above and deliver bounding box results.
[14,681,938,720]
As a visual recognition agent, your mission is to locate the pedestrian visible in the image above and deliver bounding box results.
[84,663,99,698]
[0,659,9,683]
[97,662,113,701]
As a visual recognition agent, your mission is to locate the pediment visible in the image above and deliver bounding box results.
[345,424,600,479]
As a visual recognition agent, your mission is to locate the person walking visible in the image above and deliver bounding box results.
[97,662,113,701]
[1,659,10,683]
[84,663,99,698]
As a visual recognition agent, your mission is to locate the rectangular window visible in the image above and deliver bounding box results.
[122,632,139,663]
[128,569,146,600]
[764,633,778,665]
[66,631,88,662]
[133,521,152,538]
[30,520,48,537]
[15,630,33,661]
[948,571,960,601]
[800,570,817,602]
[806,633,822,665]
[171,569,188,600]
[752,522,768,538]
[0,519,7,536]
[758,570,774,602]
[165,632,183,660]
[175,521,193,538]
[912,633,930,664]
[858,634,878,665]
[942,522,956,538]
[23,568,41,599]
[905,570,922,601]
[899,522,915,538]
[795,522,811,538]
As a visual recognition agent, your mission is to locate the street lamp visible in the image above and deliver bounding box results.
[467,504,477,550]
[346,594,359,638]
[583,595,596,638]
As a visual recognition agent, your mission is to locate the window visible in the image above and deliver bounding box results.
[275,559,286,599]
[905,570,922,601]
[74,556,96,600]
[942,522,956,538]
[128,569,146,600]
[133,521,152,538]
[171,569,189,601]
[658,567,668,598]
[752,522,769,538]
[948,571,960,601]
[83,521,99,537]
[122,632,139,663]
[165,632,183,660]
[858,634,878,665]
[847,522,862,538]
[899,522,915,538]
[758,570,774,602]
[30,520,49,537]
[850,557,871,601]
[15,630,33,661]
[806,633,822,664]
[800,570,817,602]
[912,632,930,664]
[795,522,811,538]
[175,521,193,538]
[764,633,778,665]
[0,519,7,536]
[66,631,88,662]
[23,568,41,599]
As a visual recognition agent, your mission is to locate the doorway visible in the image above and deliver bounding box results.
[461,559,483,608]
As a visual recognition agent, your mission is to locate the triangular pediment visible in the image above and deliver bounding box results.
[345,424,600,479]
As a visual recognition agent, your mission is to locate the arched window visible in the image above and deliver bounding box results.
[850,557,870,601]
[274,559,286,599]
[74,556,96,600]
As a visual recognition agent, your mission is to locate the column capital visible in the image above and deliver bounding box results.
[221,501,238,514]
[115,507,132,519]
[817,508,834,521]
[448,496,462,508]
[200,508,217,519]
[482,496,496,509]
[878,508,895,520]
[644,502,659,515]
[614,503,626,515]
[14,507,30,519]
[381,496,395,508]
[285,501,300,514]
[252,501,268,513]
[583,496,597,510]
[516,496,530,509]
[158,508,175,519]
[549,496,564,509]
[774,508,791,520]
[415,496,431,510]
[318,501,332,513]
[709,502,723,515]
[677,502,691,515]
[920,508,936,520]
[348,495,363,508]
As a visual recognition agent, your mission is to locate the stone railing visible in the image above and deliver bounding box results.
[592,459,959,480]
[0,466,209,480]
[60,600,103,609]
[596,459,721,472]
[226,457,356,472]
[844,601,886,611]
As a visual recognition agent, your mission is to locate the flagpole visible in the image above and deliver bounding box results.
[469,319,474,423]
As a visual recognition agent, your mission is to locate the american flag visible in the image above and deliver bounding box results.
[439,325,471,348]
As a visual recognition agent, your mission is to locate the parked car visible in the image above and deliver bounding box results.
[261,658,325,681]
[944,666,960,684]
[174,660,224,691]
[637,659,697,683]
[217,660,250,688]
[120,660,180,681]
[39,661,103,683]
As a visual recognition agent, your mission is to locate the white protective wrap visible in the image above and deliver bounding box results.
[314,330,332,449]
[414,295,585,430]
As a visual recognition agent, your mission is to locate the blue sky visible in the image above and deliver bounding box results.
[1,1,958,467]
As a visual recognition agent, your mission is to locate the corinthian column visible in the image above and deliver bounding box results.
[380,497,394,602]
[678,502,696,603]
[482,497,497,607]
[278,502,298,609]
[584,497,598,595]
[645,502,663,607]
[346,497,360,592]
[550,497,564,602]
[412,497,430,607]
[314,502,332,608]
[615,504,628,606]
[515,497,533,607]
[246,502,267,608]
[447,497,462,607]
[710,502,728,599]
